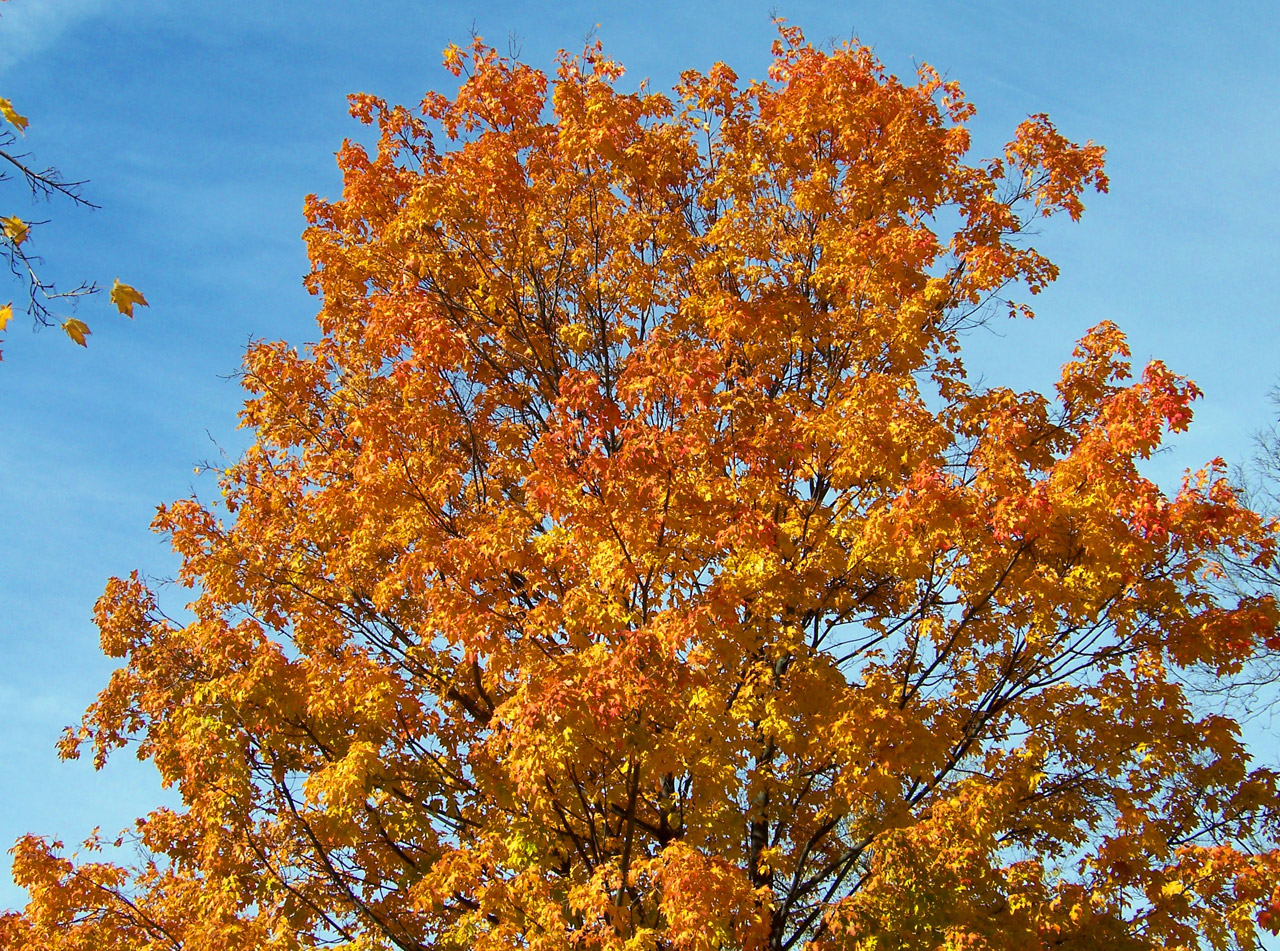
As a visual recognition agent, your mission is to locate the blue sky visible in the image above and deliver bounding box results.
[0,0,1277,908]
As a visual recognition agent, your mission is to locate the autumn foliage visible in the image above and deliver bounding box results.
[5,25,1280,951]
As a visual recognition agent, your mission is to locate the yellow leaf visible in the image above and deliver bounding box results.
[109,279,148,318]
[0,97,27,132]
[62,318,90,347]
[0,303,11,332]
[1,215,30,246]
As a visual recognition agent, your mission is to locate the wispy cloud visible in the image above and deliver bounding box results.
[0,0,113,74]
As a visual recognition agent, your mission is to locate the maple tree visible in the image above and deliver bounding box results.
[0,0,147,353]
[5,24,1280,951]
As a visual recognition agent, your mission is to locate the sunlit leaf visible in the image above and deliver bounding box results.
[109,279,148,318]
[61,317,90,346]
[0,96,28,132]
[2,215,30,245]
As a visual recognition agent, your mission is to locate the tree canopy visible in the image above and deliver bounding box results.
[3,24,1279,951]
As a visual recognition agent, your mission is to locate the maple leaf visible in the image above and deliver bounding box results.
[108,279,148,318]
[61,317,90,346]
[1,215,30,245]
[0,303,11,332]
[0,96,27,132]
